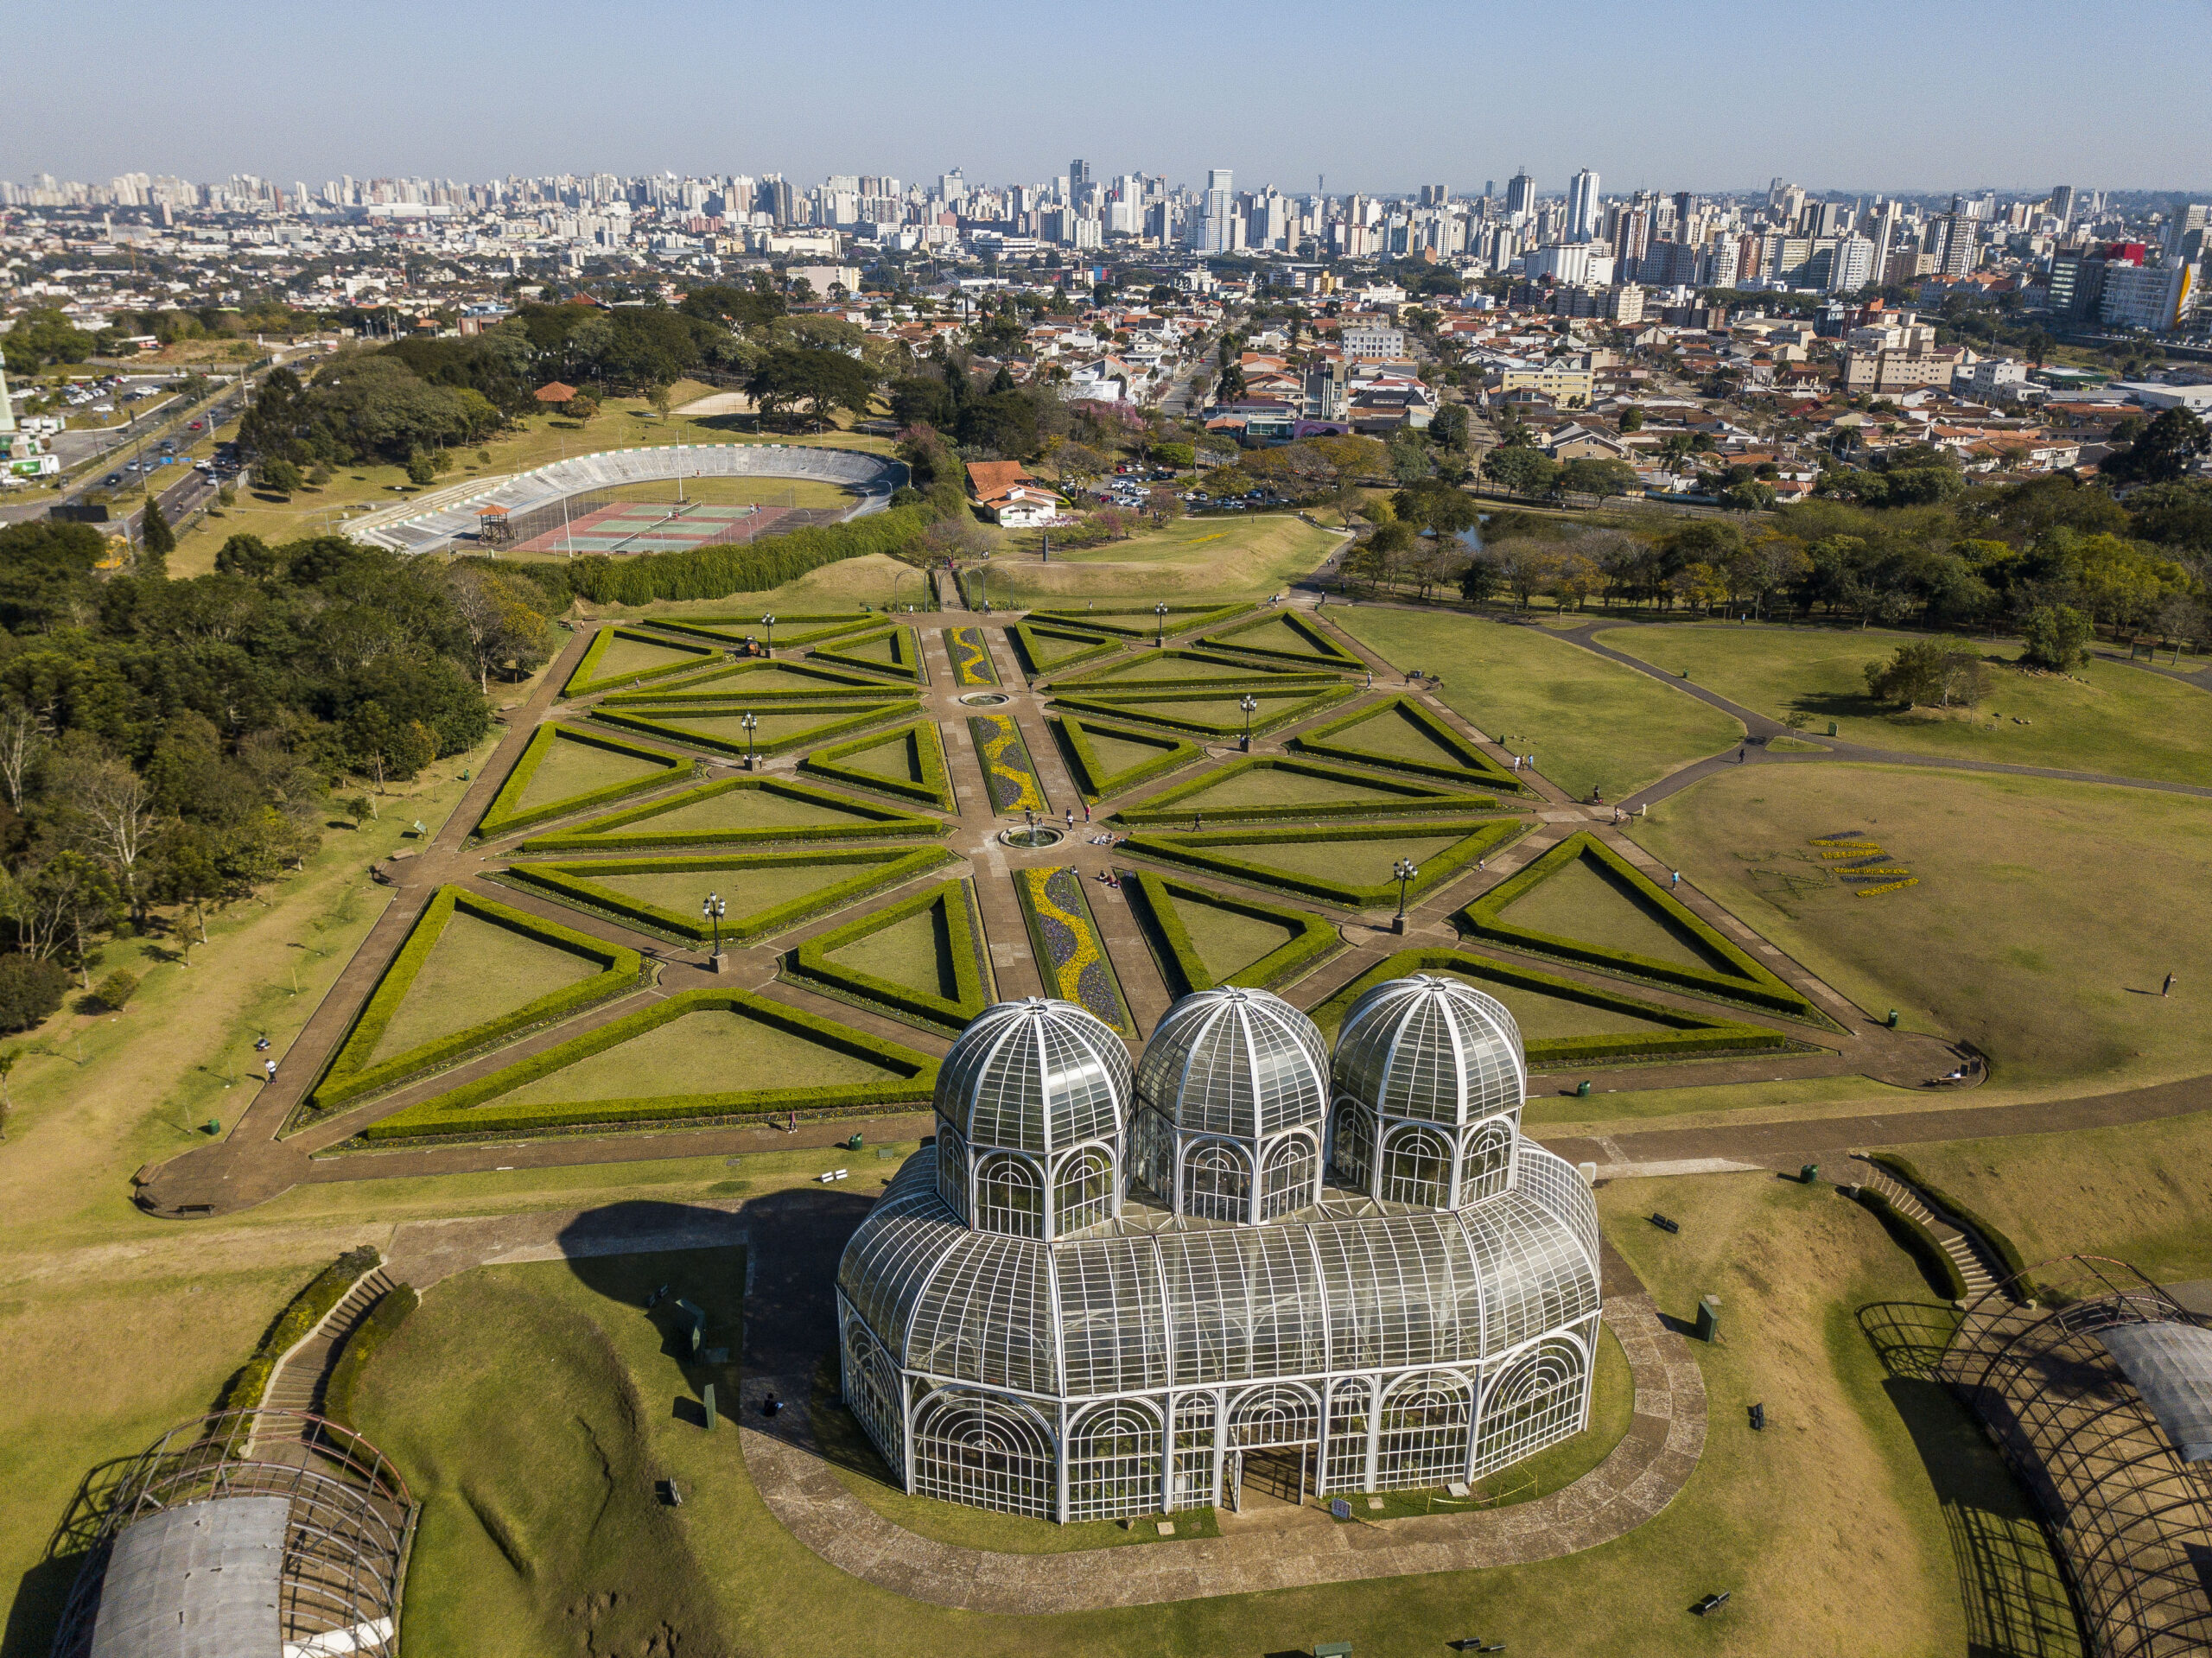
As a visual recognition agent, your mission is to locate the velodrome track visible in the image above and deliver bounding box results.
[347,441,909,555]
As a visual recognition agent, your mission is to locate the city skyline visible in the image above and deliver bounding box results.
[8,0,2211,194]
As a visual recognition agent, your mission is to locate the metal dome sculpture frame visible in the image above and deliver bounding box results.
[836,983,1604,1524]
[1936,1256,2212,1658]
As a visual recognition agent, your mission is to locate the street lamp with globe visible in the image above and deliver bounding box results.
[760,613,776,655]
[702,891,728,969]
[1154,600,1170,647]
[740,710,760,769]
[1238,694,1259,753]
[1392,858,1419,934]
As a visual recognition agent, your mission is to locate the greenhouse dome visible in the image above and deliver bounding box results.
[836,981,1602,1523]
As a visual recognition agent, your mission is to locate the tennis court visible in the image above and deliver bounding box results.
[511,501,799,556]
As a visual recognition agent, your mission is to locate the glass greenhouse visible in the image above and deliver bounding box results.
[836,978,1604,1521]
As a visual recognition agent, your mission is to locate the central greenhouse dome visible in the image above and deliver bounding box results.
[836,980,1604,1521]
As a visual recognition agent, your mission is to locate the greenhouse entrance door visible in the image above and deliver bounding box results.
[1239,1445,1313,1507]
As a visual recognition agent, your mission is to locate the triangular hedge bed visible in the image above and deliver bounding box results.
[1009,620,1123,680]
[1050,683,1355,740]
[600,658,896,704]
[1042,646,1342,696]
[785,879,993,1034]
[519,774,945,852]
[499,846,953,946]
[1050,714,1204,803]
[475,721,696,840]
[638,613,876,650]
[563,626,721,697]
[800,718,957,811]
[1110,755,1497,828]
[1457,831,1824,1021]
[1290,696,1528,793]
[807,624,927,684]
[359,988,938,1141]
[312,886,644,1109]
[1027,602,1256,641]
[1121,869,1338,996]
[1122,817,1523,909]
[1308,945,1796,1068]
[588,698,916,760]
[1192,608,1364,669]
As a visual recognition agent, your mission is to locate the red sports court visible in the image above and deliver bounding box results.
[509,500,804,556]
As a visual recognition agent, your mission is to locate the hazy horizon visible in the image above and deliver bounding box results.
[8,0,2210,196]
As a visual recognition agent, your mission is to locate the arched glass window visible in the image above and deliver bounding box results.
[1052,1145,1115,1237]
[1183,1140,1251,1223]
[1328,1099,1376,1191]
[842,1320,904,1472]
[1323,1377,1372,1494]
[1460,1117,1514,1204]
[1376,1369,1475,1490]
[1260,1134,1318,1220]
[1170,1394,1217,1511]
[1382,1123,1452,1209]
[974,1152,1043,1238]
[1474,1338,1588,1477]
[1066,1401,1162,1521]
[1128,1107,1173,1204]
[935,1124,968,1220]
[911,1388,1057,1518]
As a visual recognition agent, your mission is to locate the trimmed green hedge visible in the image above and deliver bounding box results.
[1306,945,1792,1064]
[520,775,946,852]
[1050,684,1355,740]
[1122,869,1338,997]
[216,1246,382,1412]
[600,659,897,703]
[1045,646,1344,694]
[1124,818,1523,908]
[322,1283,419,1429]
[1867,1153,2040,1300]
[562,501,932,607]
[787,879,991,1033]
[1291,696,1529,792]
[1458,832,1822,1021]
[474,721,696,840]
[361,988,938,1140]
[1050,714,1203,803]
[1849,1187,1968,1301]
[1110,756,1497,827]
[639,612,875,649]
[588,698,917,759]
[807,624,926,684]
[563,626,721,697]
[800,718,956,810]
[311,887,644,1109]
[1029,601,1258,640]
[500,847,952,944]
[1010,621,1123,680]
[1193,607,1363,666]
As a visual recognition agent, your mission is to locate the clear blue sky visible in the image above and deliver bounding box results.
[10,0,2209,194]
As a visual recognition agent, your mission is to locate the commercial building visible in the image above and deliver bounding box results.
[835,985,1603,1522]
[2099,263,2197,332]
[1339,323,1408,361]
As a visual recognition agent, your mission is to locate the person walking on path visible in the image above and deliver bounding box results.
[263,1058,277,1083]
[1670,870,1681,890]
[1083,801,1091,823]
[1738,743,1748,763]
[1066,809,1076,833]
[2164,972,2177,997]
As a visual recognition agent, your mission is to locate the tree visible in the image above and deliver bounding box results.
[1559,458,1639,499]
[257,458,304,496]
[446,567,557,691]
[1618,408,1645,433]
[2102,406,2209,486]
[1459,557,1501,606]
[1489,539,1560,609]
[1864,639,1992,709]
[0,959,65,1036]
[214,532,286,582]
[140,498,176,566]
[52,753,158,923]
[2021,604,2094,672]
[343,703,437,796]
[746,346,878,429]
[0,704,46,810]
[1144,485,1185,527]
[1428,404,1471,451]
[1390,482,1480,538]
[405,451,437,487]
[1481,444,1559,496]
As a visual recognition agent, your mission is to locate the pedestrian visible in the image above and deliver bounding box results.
[2164,972,2177,997]
[1065,808,1075,832]
[1738,743,1748,764]
[1670,870,1681,890]
[1083,801,1091,823]
[263,1058,277,1082]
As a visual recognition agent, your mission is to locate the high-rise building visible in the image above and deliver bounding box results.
[2050,184,2075,227]
[1504,170,1535,217]
[1070,159,1092,193]
[1197,168,1235,252]
[1936,214,1976,277]
[1566,169,1599,244]
[2100,262,2197,332]
[1827,235,1876,294]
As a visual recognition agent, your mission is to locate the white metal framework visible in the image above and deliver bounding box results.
[837,983,1603,1522]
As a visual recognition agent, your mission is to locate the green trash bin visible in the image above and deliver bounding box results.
[1885,1009,1901,1029]
[1800,1163,1820,1185]
[1575,1080,1592,1098]
[1694,1294,1722,1343]
[846,1133,864,1151]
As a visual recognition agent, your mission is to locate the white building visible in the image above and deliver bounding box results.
[2100,264,2197,332]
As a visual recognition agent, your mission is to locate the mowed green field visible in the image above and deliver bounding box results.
[977,514,1343,603]
[1629,764,2212,1090]
[334,1178,2033,1658]
[512,732,677,812]
[368,912,601,1063]
[1596,622,2212,785]
[1330,608,1743,800]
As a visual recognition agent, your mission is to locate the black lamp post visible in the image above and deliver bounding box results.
[760,613,776,655]
[1238,694,1259,753]
[1393,858,1419,935]
[1154,600,1169,647]
[702,891,727,969]
[741,710,759,770]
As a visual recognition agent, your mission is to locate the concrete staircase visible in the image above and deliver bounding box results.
[263,1266,397,1418]
[1856,1163,1999,1303]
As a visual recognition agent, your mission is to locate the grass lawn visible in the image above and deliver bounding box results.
[1331,607,1743,800]
[613,785,878,837]
[1500,859,1713,973]
[332,1176,2034,1658]
[1526,1073,1928,1132]
[1899,1106,2212,1284]
[1173,898,1305,982]
[512,729,676,813]
[594,632,713,682]
[1067,653,1283,685]
[977,514,1343,603]
[609,706,902,752]
[1200,830,1469,884]
[366,912,602,1064]
[1164,767,1421,810]
[836,729,926,784]
[1627,764,2212,1091]
[821,905,959,1001]
[502,1007,894,1107]
[1595,621,2212,785]
[556,860,868,919]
